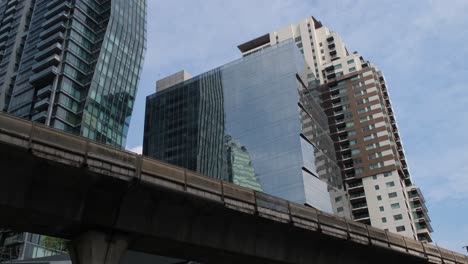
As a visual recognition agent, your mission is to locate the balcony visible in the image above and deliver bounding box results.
[347,182,364,190]
[31,111,48,122]
[344,173,356,180]
[335,118,345,124]
[34,43,63,60]
[335,126,346,133]
[42,11,69,29]
[37,32,64,50]
[340,143,351,150]
[327,72,336,79]
[349,192,366,200]
[338,135,348,142]
[0,31,9,42]
[341,154,352,161]
[39,22,66,39]
[33,97,50,112]
[325,65,334,72]
[328,43,336,50]
[0,23,11,34]
[334,110,344,116]
[29,66,59,86]
[329,50,337,56]
[7,0,19,6]
[2,14,14,24]
[351,202,368,210]
[44,1,72,19]
[4,5,16,16]
[36,85,52,99]
[32,54,61,73]
[326,36,334,42]
[354,214,370,222]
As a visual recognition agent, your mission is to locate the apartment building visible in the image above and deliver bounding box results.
[237,16,432,242]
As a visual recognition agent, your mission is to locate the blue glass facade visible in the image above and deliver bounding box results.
[144,41,349,215]
[7,0,146,147]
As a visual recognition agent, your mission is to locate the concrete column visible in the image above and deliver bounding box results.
[68,231,128,264]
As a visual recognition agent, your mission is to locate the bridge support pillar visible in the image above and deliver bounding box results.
[68,231,128,264]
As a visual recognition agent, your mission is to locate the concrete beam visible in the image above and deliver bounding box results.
[68,231,128,264]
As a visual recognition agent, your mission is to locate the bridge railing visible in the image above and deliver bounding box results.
[0,112,467,264]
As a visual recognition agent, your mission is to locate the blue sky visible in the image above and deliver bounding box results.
[126,0,468,253]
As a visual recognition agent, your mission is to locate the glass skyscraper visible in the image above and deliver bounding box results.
[0,0,147,261]
[0,0,36,112]
[144,41,350,216]
[7,0,146,148]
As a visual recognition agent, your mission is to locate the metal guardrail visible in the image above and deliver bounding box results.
[0,112,467,264]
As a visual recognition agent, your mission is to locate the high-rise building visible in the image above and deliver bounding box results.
[7,0,146,148]
[237,16,432,242]
[144,41,351,216]
[0,0,147,261]
[0,0,36,112]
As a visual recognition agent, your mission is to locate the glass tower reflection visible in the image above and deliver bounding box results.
[144,41,350,216]
[7,0,147,148]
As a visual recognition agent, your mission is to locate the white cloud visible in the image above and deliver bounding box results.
[128,145,143,155]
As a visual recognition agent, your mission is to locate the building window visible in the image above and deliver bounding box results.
[349,67,356,72]
[379,206,384,212]
[319,42,323,47]
[382,217,387,223]
[388,192,398,198]
[383,171,393,177]
[321,49,324,53]
[351,149,360,155]
[393,214,403,221]
[350,140,357,146]
[337,207,344,212]
[365,143,378,151]
[355,168,364,174]
[353,158,362,164]
[375,185,380,190]
[377,195,382,201]
[346,122,354,128]
[335,196,343,202]
[370,162,384,170]
[362,124,376,131]
[396,226,406,232]
[335,64,342,69]
[322,56,325,60]
[391,203,400,209]
[348,130,356,136]
[368,152,383,160]
[347,59,355,64]
[344,113,353,119]
[386,181,395,187]
[372,175,377,180]
[340,89,350,96]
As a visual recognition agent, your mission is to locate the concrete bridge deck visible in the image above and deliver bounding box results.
[0,113,466,264]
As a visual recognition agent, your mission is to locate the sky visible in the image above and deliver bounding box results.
[126,0,468,254]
